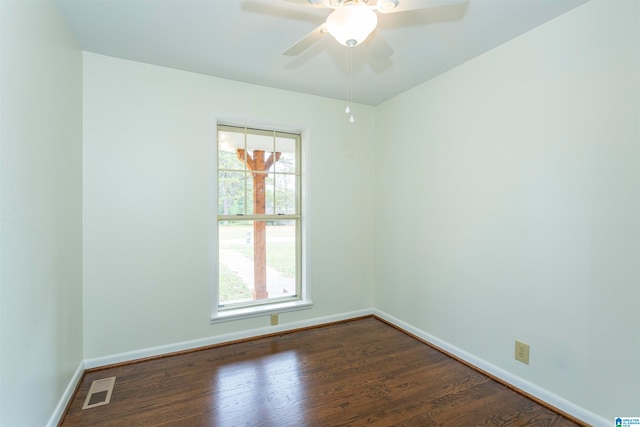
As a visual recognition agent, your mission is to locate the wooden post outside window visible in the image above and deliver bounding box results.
[236,149,281,300]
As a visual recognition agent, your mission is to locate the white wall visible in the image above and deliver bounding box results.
[374,0,639,422]
[82,53,376,359]
[0,1,83,426]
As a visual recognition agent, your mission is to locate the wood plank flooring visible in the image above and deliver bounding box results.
[61,317,583,426]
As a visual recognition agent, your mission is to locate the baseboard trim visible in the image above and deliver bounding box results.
[46,360,84,427]
[372,309,608,427]
[84,308,373,370]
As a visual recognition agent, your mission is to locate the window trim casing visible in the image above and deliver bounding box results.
[210,115,312,323]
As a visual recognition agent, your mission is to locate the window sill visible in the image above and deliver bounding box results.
[210,300,313,324]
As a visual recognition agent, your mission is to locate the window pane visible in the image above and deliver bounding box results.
[245,175,254,215]
[246,132,275,157]
[218,222,254,305]
[218,220,298,307]
[265,173,275,215]
[275,174,297,215]
[218,171,248,216]
[218,130,246,171]
[249,171,268,215]
[275,137,297,174]
[266,220,297,298]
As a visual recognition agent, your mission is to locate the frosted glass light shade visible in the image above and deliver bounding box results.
[326,4,377,47]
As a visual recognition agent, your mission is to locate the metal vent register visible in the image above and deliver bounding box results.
[82,377,116,410]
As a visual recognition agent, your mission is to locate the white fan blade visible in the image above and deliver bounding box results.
[365,29,395,60]
[281,0,332,7]
[283,24,327,56]
[377,0,462,13]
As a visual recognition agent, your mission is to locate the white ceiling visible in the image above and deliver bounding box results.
[54,0,588,106]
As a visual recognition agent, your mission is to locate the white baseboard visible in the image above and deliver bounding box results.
[46,360,84,427]
[84,308,373,369]
[372,309,608,427]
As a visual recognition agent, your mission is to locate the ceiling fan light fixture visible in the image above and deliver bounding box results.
[325,3,378,47]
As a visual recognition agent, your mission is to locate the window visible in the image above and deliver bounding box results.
[213,123,310,321]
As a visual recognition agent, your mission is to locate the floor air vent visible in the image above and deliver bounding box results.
[82,376,116,410]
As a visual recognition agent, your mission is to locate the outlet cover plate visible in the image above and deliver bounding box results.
[515,340,530,364]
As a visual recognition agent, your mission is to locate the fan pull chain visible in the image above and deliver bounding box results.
[346,46,355,124]
[345,46,350,114]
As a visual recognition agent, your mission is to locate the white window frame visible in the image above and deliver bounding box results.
[210,116,312,323]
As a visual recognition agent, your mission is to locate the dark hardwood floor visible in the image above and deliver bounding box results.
[61,317,584,426]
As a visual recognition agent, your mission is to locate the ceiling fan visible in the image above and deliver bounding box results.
[282,0,456,59]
